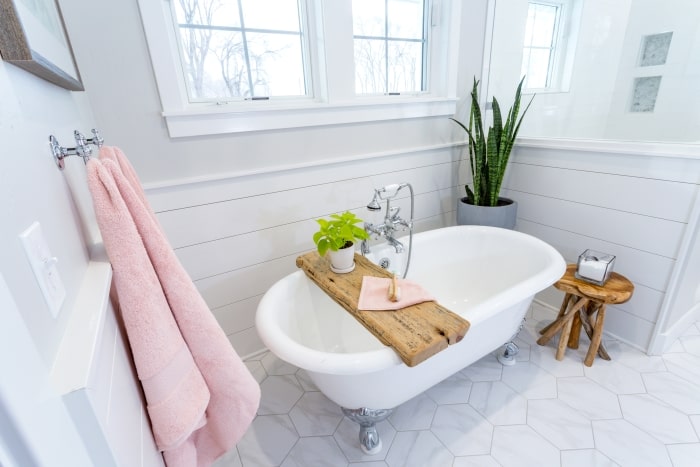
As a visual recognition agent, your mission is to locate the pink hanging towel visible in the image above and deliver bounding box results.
[87,147,260,467]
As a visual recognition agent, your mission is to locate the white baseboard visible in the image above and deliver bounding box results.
[647,303,700,355]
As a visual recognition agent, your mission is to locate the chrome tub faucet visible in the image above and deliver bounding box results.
[363,183,414,254]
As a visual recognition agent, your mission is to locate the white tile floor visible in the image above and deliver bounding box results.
[215,304,700,467]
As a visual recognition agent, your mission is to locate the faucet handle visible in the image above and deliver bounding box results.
[389,206,400,220]
[364,222,384,238]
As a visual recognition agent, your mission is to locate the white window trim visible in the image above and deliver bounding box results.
[516,137,700,160]
[162,97,456,137]
[137,0,460,137]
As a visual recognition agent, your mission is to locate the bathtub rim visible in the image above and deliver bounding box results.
[256,225,566,375]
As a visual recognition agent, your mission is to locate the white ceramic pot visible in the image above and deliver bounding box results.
[328,243,356,273]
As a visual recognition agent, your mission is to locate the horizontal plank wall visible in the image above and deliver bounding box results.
[504,143,700,351]
[146,146,464,357]
[147,139,700,356]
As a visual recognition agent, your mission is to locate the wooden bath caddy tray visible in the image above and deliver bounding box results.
[296,251,470,367]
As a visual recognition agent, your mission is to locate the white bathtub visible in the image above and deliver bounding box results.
[256,226,565,410]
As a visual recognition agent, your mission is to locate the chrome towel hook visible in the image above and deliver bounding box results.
[49,129,104,170]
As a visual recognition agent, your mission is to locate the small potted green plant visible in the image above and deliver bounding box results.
[449,76,533,229]
[313,211,369,273]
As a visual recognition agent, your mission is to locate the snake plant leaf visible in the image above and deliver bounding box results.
[488,97,504,206]
[486,125,499,206]
[450,75,533,207]
[465,185,475,204]
[492,97,503,153]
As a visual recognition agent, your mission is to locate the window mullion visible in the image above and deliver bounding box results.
[384,0,389,93]
[546,5,562,88]
[235,0,255,96]
[320,0,355,102]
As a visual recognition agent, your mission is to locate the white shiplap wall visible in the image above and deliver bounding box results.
[53,263,164,467]
[147,140,700,356]
[147,145,464,357]
[504,143,700,351]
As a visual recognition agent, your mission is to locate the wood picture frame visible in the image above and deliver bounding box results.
[0,0,83,91]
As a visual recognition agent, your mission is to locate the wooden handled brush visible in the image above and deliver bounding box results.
[388,274,401,302]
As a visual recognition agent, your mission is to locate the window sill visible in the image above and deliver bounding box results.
[162,97,458,137]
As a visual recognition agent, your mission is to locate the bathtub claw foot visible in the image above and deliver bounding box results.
[497,317,525,366]
[341,407,393,455]
[359,427,382,455]
[497,341,519,366]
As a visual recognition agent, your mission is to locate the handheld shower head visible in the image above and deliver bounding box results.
[367,190,382,211]
[367,183,412,210]
[380,183,403,199]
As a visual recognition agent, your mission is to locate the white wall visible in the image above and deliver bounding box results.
[488,0,633,139]
[505,143,700,350]
[605,0,700,141]
[50,0,700,359]
[60,0,485,185]
[147,147,465,354]
[0,55,94,368]
[0,2,162,462]
[0,272,91,466]
[62,0,489,356]
[480,0,700,351]
[488,0,700,143]
[649,196,700,354]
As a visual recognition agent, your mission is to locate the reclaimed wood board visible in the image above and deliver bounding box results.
[296,251,470,367]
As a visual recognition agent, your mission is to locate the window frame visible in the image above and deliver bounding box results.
[521,0,581,94]
[521,1,561,89]
[137,0,459,137]
[352,0,430,95]
[169,0,311,102]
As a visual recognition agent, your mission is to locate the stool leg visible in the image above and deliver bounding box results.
[540,293,572,336]
[556,312,576,360]
[579,304,595,341]
[537,297,588,346]
[585,304,607,367]
[580,303,611,361]
[540,293,574,334]
[567,311,581,349]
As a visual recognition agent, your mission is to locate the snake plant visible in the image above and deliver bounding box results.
[450,77,533,207]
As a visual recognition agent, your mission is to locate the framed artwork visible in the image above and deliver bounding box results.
[0,0,83,91]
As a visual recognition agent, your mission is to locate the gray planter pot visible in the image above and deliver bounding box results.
[456,197,518,229]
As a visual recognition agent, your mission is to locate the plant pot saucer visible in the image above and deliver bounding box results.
[330,262,356,274]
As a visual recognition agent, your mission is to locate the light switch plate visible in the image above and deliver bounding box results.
[19,222,66,318]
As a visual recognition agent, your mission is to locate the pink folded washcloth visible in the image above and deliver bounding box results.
[357,276,436,311]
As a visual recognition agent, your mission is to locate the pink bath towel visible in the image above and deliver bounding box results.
[357,276,436,311]
[87,147,260,467]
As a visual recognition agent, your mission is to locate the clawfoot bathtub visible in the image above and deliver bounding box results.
[256,226,565,453]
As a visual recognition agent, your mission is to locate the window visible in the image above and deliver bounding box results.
[171,0,307,101]
[137,0,460,136]
[520,0,581,92]
[352,0,428,95]
[521,2,560,89]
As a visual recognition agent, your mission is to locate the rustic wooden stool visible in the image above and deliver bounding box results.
[537,264,634,366]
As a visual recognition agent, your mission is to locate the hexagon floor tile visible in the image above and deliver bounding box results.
[213,311,700,466]
[388,393,437,431]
